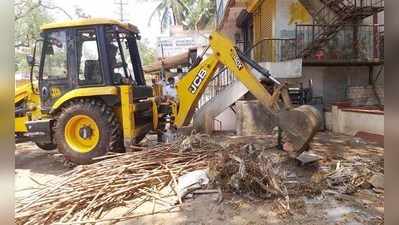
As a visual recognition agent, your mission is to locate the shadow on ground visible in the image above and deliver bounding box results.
[15,142,71,175]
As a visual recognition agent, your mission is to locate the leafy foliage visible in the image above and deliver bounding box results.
[15,0,53,73]
[147,0,216,31]
[138,39,156,65]
[14,0,156,73]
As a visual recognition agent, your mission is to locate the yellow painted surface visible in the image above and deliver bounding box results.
[152,83,163,97]
[41,18,139,33]
[51,86,118,111]
[174,55,219,127]
[119,85,135,142]
[15,83,34,104]
[50,87,62,98]
[252,0,276,61]
[173,32,277,128]
[15,82,42,133]
[246,0,263,12]
[64,115,100,153]
[209,32,276,112]
[15,117,28,132]
[150,98,158,130]
[288,2,312,24]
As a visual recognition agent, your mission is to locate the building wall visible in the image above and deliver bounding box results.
[276,0,312,38]
[252,0,276,61]
[214,108,236,131]
[347,85,384,106]
[209,0,384,133]
[219,7,245,40]
[280,66,383,108]
[326,106,384,135]
[156,28,209,58]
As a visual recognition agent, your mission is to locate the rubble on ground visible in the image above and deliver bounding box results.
[15,133,223,225]
[208,143,287,198]
[15,132,384,224]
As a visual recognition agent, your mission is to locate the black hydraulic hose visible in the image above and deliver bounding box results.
[210,40,282,84]
[29,42,37,93]
[235,48,281,85]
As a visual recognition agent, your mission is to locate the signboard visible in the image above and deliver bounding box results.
[156,34,208,58]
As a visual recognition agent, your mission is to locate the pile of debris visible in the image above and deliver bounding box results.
[15,132,291,224]
[325,158,384,194]
[15,137,220,225]
[208,143,291,213]
[16,132,384,224]
[208,144,287,198]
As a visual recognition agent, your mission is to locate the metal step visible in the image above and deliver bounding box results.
[300,0,384,58]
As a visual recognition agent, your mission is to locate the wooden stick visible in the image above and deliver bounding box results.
[164,164,182,205]
[16,170,92,213]
[78,166,127,220]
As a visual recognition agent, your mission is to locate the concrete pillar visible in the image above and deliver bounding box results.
[235,100,278,135]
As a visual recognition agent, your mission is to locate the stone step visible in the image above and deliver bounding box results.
[193,59,303,132]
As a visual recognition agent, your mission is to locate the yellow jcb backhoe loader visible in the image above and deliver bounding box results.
[15,18,321,164]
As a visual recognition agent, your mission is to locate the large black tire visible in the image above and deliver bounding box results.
[54,99,124,164]
[35,142,57,151]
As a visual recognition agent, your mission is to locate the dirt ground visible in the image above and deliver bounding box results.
[15,132,384,225]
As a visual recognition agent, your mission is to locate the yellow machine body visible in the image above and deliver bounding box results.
[170,31,321,155]
[15,18,320,164]
[15,83,42,133]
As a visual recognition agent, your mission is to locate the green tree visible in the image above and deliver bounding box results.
[14,0,74,74]
[15,0,53,73]
[148,0,191,32]
[147,0,215,31]
[138,39,156,65]
[182,0,216,30]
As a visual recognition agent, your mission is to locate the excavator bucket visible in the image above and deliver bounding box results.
[276,105,322,158]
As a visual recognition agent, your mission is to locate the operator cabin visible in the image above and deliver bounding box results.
[39,18,146,88]
[16,18,320,165]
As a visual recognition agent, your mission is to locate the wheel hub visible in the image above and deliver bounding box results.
[64,115,100,153]
[79,126,93,139]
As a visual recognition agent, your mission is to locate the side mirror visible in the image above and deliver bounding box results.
[26,55,34,66]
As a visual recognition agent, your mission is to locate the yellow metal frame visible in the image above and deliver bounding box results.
[119,85,135,145]
[15,83,32,104]
[15,117,29,132]
[15,83,42,133]
[246,0,263,13]
[41,18,139,33]
[51,86,118,112]
[150,98,159,130]
[173,31,281,128]
[174,55,219,126]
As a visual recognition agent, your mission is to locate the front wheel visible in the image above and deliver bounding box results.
[54,99,123,164]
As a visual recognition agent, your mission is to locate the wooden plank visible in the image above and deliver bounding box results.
[143,48,197,73]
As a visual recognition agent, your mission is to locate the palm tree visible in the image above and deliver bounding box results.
[147,0,215,32]
[147,0,192,32]
[184,0,216,30]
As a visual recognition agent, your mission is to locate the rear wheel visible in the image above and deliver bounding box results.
[54,99,123,164]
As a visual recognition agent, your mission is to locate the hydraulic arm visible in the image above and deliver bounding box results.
[171,31,321,157]
[14,19,320,164]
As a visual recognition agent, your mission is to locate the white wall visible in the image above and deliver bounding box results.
[281,66,382,108]
[327,105,384,135]
[214,108,236,131]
